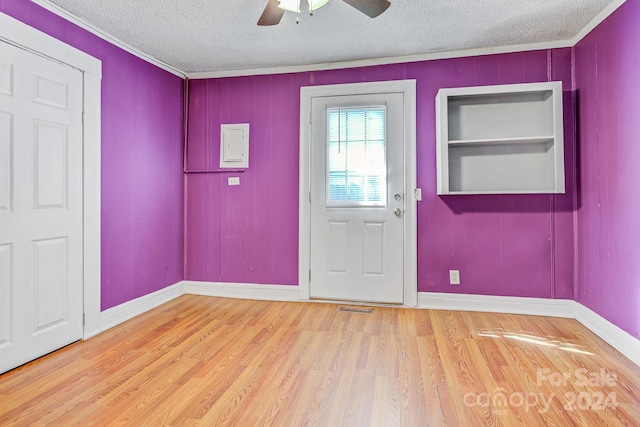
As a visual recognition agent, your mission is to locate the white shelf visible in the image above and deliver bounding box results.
[448,136,554,146]
[436,82,565,195]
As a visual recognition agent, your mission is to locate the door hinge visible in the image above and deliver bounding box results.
[309,191,311,203]
[309,269,311,282]
[82,112,85,124]
[82,313,86,326]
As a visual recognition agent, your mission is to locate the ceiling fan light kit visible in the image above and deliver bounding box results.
[278,0,331,14]
[276,0,299,13]
[258,0,391,26]
[310,0,332,12]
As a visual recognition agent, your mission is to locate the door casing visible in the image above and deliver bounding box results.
[299,80,417,307]
[0,12,102,338]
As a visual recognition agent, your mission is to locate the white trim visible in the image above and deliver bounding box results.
[94,280,640,369]
[0,11,102,341]
[180,285,640,368]
[403,83,418,308]
[82,72,102,339]
[0,11,101,77]
[418,292,576,318]
[418,292,640,368]
[187,0,625,80]
[28,0,625,80]
[299,80,418,307]
[30,0,185,78]
[575,302,640,368]
[188,40,572,79]
[184,281,299,302]
[98,282,185,334]
[570,0,626,45]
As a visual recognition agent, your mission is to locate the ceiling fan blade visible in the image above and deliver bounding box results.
[342,0,391,18]
[258,0,285,26]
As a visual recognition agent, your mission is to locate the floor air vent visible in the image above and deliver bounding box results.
[337,306,374,314]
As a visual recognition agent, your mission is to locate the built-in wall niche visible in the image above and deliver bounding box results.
[436,81,565,195]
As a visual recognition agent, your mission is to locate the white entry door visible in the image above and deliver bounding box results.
[0,40,84,374]
[310,92,405,303]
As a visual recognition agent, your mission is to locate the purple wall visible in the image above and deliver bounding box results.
[0,1,185,310]
[4,0,636,342]
[574,0,640,340]
[186,50,576,299]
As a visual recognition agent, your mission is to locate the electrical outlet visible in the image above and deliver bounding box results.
[449,270,460,285]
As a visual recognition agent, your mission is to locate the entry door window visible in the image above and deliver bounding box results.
[326,105,387,207]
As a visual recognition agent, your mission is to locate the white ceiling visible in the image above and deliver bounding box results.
[40,0,621,76]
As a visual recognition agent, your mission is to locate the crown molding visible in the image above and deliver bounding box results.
[187,39,573,79]
[570,0,626,44]
[30,0,186,78]
[30,0,625,82]
[187,0,626,79]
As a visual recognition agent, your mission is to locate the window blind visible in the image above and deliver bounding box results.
[326,105,387,206]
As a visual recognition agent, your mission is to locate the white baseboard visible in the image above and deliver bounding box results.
[418,292,576,318]
[184,281,299,302]
[92,284,639,368]
[574,302,640,368]
[98,281,185,334]
[418,291,640,368]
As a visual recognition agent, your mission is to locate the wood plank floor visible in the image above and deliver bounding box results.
[1,295,639,426]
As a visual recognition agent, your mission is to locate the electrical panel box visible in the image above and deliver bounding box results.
[220,123,249,168]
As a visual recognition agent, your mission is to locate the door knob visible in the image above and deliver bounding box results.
[393,208,402,218]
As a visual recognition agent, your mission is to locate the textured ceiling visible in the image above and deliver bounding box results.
[45,0,618,74]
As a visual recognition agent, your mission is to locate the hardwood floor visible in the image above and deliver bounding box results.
[1,295,639,426]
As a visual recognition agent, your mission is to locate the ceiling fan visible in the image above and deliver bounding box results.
[258,0,391,26]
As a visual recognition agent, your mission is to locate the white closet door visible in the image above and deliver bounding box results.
[0,40,83,374]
